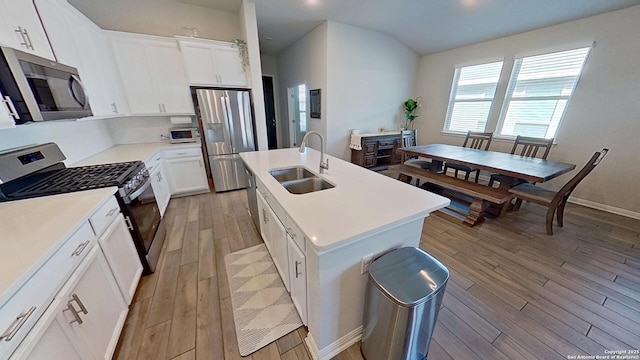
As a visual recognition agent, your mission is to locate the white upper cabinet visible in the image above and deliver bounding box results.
[0,0,54,60]
[109,32,194,115]
[35,0,130,117]
[177,37,248,87]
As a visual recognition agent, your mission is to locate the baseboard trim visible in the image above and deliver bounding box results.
[569,197,640,220]
[305,326,363,360]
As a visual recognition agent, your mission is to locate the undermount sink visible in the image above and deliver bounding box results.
[269,166,335,194]
[281,177,335,194]
[269,167,316,182]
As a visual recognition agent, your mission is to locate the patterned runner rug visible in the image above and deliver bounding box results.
[224,244,303,356]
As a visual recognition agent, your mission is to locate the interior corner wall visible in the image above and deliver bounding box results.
[325,21,419,160]
[240,0,268,151]
[414,5,640,215]
[275,23,328,149]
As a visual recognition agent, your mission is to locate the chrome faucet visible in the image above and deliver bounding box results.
[299,131,329,174]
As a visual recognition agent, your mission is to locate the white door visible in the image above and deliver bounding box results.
[288,235,307,324]
[110,35,158,114]
[150,163,171,216]
[179,42,220,85]
[98,215,142,304]
[33,0,80,67]
[8,299,89,360]
[60,246,128,360]
[147,41,193,114]
[164,157,209,195]
[267,205,289,291]
[215,46,247,86]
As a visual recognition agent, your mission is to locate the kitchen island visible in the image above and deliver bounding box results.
[240,148,449,360]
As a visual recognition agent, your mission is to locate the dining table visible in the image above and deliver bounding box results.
[399,144,576,189]
[396,144,577,224]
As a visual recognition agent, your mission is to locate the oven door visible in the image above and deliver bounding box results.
[122,179,161,259]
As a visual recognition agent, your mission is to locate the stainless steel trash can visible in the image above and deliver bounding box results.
[361,247,449,360]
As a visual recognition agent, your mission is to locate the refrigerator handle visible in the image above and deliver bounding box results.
[223,93,236,152]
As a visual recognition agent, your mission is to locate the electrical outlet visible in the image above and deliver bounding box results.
[361,254,374,274]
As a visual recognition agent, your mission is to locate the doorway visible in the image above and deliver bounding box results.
[287,83,307,147]
[262,75,278,149]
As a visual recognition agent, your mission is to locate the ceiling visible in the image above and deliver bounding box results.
[69,0,640,56]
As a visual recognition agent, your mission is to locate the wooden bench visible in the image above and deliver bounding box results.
[392,164,513,226]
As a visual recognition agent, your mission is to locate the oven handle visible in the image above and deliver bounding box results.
[123,179,152,204]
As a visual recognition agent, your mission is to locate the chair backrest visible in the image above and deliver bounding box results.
[402,129,417,147]
[462,131,493,150]
[553,148,608,204]
[511,136,554,159]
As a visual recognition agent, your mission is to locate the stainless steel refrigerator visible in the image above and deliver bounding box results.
[195,88,256,192]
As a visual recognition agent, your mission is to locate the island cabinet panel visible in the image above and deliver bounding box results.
[288,234,307,324]
[350,133,403,170]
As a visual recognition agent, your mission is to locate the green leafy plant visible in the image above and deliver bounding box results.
[404,97,421,129]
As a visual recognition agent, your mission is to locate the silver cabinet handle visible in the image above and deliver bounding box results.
[262,208,268,223]
[106,208,118,217]
[14,27,34,50]
[2,96,20,120]
[71,240,90,256]
[159,104,163,112]
[0,307,36,341]
[64,302,83,325]
[176,152,188,156]
[295,261,302,278]
[111,103,118,113]
[70,294,88,315]
[286,228,296,239]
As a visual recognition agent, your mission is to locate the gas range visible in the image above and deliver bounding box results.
[0,143,164,275]
[0,143,148,202]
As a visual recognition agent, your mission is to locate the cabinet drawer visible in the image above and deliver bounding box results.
[163,147,201,159]
[364,155,376,167]
[286,220,306,252]
[363,142,376,154]
[145,152,163,173]
[0,222,95,357]
[378,140,396,149]
[88,196,120,237]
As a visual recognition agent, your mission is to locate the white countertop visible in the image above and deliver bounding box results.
[240,148,450,252]
[73,141,201,166]
[0,188,117,300]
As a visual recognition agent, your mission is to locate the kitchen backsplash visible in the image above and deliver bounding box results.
[108,116,197,144]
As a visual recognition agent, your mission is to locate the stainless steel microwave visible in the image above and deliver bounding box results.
[0,47,92,123]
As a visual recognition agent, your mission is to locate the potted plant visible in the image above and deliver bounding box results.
[403,97,421,130]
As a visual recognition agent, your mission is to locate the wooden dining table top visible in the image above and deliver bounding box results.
[398,144,576,183]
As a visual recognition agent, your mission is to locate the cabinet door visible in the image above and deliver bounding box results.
[215,46,247,87]
[287,234,307,324]
[266,204,289,291]
[110,35,159,114]
[8,299,89,360]
[179,41,220,85]
[0,88,17,129]
[98,215,142,305]
[146,41,193,114]
[33,0,80,67]
[164,156,209,195]
[0,0,54,59]
[60,246,128,360]
[150,164,171,216]
[256,191,270,252]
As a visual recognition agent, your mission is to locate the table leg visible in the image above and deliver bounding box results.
[464,198,489,226]
[429,160,444,173]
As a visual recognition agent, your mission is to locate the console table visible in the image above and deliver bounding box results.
[350,132,403,169]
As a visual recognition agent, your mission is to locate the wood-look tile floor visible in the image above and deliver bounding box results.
[114,188,640,360]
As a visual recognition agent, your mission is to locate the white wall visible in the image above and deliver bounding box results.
[261,54,278,75]
[414,5,640,215]
[326,21,419,159]
[276,23,329,149]
[0,120,114,165]
[68,0,241,41]
[240,0,268,151]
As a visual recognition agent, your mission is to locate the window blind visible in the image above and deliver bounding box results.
[444,61,503,133]
[498,47,591,138]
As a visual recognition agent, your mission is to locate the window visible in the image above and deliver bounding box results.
[498,47,591,139]
[444,61,504,133]
[298,84,307,132]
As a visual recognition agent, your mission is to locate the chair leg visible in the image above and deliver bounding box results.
[415,179,421,187]
[464,171,470,181]
[474,170,480,183]
[488,177,495,187]
[546,207,555,235]
[454,169,459,178]
[557,198,568,227]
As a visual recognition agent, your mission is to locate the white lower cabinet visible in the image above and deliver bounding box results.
[98,215,143,304]
[163,148,209,196]
[10,246,127,360]
[150,161,171,216]
[287,234,307,325]
[266,203,289,291]
[256,190,271,252]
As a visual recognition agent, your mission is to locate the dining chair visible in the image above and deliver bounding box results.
[488,136,555,187]
[508,148,608,235]
[443,131,493,183]
[400,129,431,186]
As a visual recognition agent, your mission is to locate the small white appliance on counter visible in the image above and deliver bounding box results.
[169,127,200,143]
